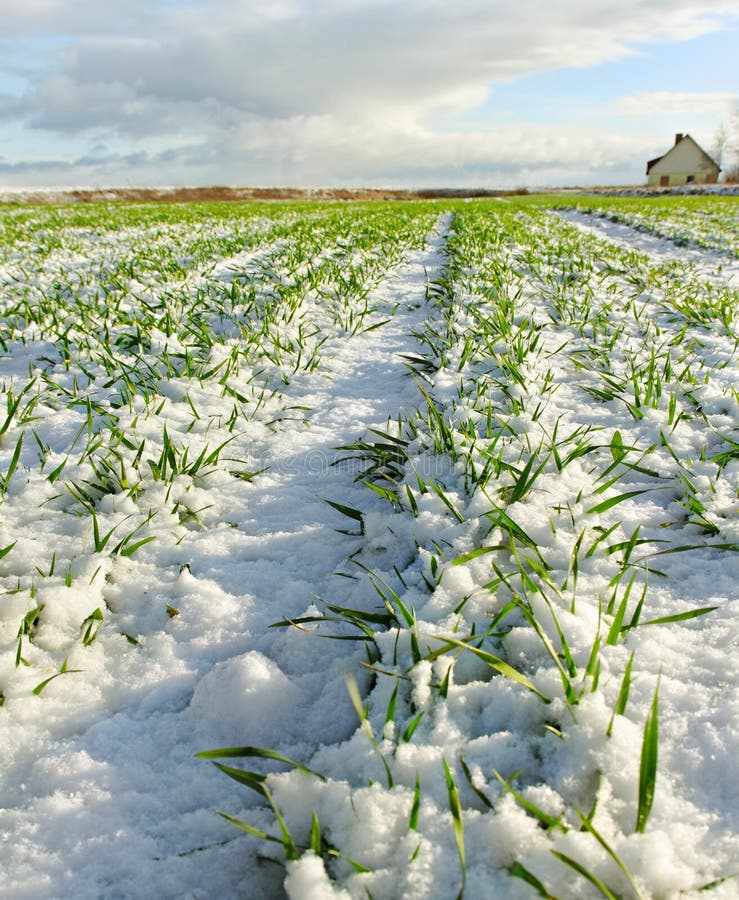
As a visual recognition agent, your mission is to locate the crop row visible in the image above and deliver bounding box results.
[1,197,736,898]
[542,194,739,258]
[0,201,438,697]
[226,200,738,897]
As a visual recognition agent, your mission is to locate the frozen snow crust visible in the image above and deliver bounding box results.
[0,196,737,898]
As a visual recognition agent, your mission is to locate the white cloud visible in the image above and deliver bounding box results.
[0,114,659,190]
[611,91,738,117]
[0,0,737,186]
[7,1,738,127]
[230,116,656,186]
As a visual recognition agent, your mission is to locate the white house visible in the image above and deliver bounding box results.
[646,133,720,186]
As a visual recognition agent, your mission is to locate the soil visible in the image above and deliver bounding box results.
[0,185,530,205]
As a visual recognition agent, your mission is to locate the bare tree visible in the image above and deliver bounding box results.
[710,122,728,169]
[724,106,739,183]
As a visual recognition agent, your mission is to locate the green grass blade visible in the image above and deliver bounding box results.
[696,872,739,892]
[263,782,300,861]
[628,606,718,630]
[310,811,322,855]
[401,711,424,743]
[216,811,283,845]
[443,757,466,899]
[429,480,465,522]
[551,851,619,899]
[32,659,83,695]
[210,762,267,798]
[431,634,550,702]
[119,535,156,558]
[345,674,394,788]
[451,545,507,566]
[319,496,365,535]
[483,506,538,549]
[493,770,565,831]
[1,432,24,495]
[384,682,399,727]
[577,810,646,900]
[607,650,635,738]
[0,541,16,560]
[586,490,651,515]
[196,745,326,781]
[510,862,560,899]
[636,679,660,834]
[459,756,493,809]
[409,773,421,830]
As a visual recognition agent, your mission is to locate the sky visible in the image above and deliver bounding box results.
[0,0,738,189]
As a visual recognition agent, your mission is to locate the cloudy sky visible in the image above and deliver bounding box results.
[0,0,737,189]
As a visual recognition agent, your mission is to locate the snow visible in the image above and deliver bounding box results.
[556,208,739,279]
[0,198,738,899]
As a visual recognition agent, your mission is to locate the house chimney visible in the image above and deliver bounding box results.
[675,133,683,145]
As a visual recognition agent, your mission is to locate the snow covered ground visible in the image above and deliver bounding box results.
[553,196,739,259]
[556,209,739,283]
[0,198,737,899]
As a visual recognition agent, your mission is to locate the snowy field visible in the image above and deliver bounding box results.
[547,193,739,258]
[0,196,737,899]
